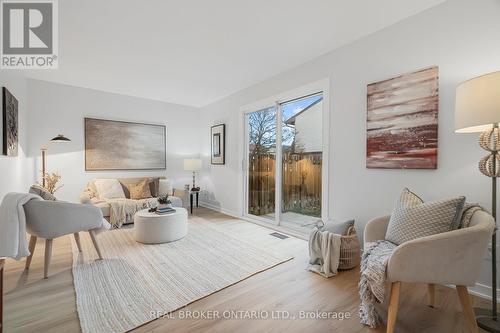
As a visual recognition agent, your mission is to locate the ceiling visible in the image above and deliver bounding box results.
[26,0,445,107]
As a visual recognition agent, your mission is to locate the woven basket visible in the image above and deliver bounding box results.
[338,226,361,270]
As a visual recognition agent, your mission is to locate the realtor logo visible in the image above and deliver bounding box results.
[1,0,58,69]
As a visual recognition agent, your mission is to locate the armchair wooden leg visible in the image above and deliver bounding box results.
[25,235,37,269]
[456,286,478,333]
[44,239,53,279]
[387,281,401,333]
[88,230,103,260]
[428,283,435,308]
[73,233,82,252]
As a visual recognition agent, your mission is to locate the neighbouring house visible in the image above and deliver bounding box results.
[285,97,323,154]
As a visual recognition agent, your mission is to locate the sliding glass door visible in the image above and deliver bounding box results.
[280,94,323,229]
[244,91,326,233]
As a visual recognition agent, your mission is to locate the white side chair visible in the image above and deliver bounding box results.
[23,200,106,278]
[364,210,495,333]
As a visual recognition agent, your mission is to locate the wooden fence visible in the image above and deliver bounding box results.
[248,152,322,217]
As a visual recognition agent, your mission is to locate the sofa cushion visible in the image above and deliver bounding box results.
[129,179,152,200]
[94,179,126,199]
[158,179,173,196]
[385,188,465,245]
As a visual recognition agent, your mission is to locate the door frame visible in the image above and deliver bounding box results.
[240,78,331,230]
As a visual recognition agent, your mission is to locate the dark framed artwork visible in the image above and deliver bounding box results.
[85,118,166,171]
[211,124,225,165]
[366,66,438,169]
[2,87,19,156]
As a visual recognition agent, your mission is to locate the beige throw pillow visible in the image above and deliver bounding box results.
[94,179,126,199]
[129,180,152,200]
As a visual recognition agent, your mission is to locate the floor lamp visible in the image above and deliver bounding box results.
[455,71,500,332]
[41,134,71,187]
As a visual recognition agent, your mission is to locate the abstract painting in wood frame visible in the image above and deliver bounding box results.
[366,66,438,169]
[85,118,166,171]
[2,87,19,157]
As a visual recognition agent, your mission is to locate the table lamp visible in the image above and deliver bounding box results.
[41,134,71,187]
[183,158,202,191]
[455,70,500,332]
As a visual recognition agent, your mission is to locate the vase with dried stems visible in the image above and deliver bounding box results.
[39,172,63,194]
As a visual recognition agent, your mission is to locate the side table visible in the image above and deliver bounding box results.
[189,191,199,214]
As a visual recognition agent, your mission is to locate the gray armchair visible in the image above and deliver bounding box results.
[364,210,495,333]
[23,200,106,278]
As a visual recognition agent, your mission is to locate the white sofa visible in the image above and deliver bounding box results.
[80,177,186,224]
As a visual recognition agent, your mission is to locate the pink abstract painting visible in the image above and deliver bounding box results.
[366,66,438,169]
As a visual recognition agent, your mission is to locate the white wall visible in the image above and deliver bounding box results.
[197,0,500,297]
[27,79,200,202]
[0,72,33,200]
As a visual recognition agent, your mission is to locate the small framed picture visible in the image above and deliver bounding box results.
[211,124,225,165]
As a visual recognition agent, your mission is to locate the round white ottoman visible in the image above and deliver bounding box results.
[133,208,188,244]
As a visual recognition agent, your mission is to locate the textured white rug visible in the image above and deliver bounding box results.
[71,216,293,333]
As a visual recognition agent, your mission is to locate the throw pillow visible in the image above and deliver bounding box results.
[129,180,152,200]
[149,178,160,197]
[29,185,57,201]
[385,188,465,245]
[321,219,355,235]
[94,179,126,199]
[158,179,173,196]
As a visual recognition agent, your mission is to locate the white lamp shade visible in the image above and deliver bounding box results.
[183,158,202,171]
[455,71,500,133]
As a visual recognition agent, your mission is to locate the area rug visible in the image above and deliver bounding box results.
[71,216,293,333]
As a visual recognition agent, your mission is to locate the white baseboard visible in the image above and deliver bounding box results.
[199,201,241,219]
[469,282,500,301]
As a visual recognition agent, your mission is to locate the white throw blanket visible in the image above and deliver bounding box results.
[106,198,158,228]
[308,227,342,278]
[0,193,43,260]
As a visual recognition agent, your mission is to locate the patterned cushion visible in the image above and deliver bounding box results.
[385,188,465,245]
[129,180,152,200]
[459,203,483,229]
[29,185,57,201]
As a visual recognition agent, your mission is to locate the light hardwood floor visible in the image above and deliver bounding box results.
[3,207,493,333]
